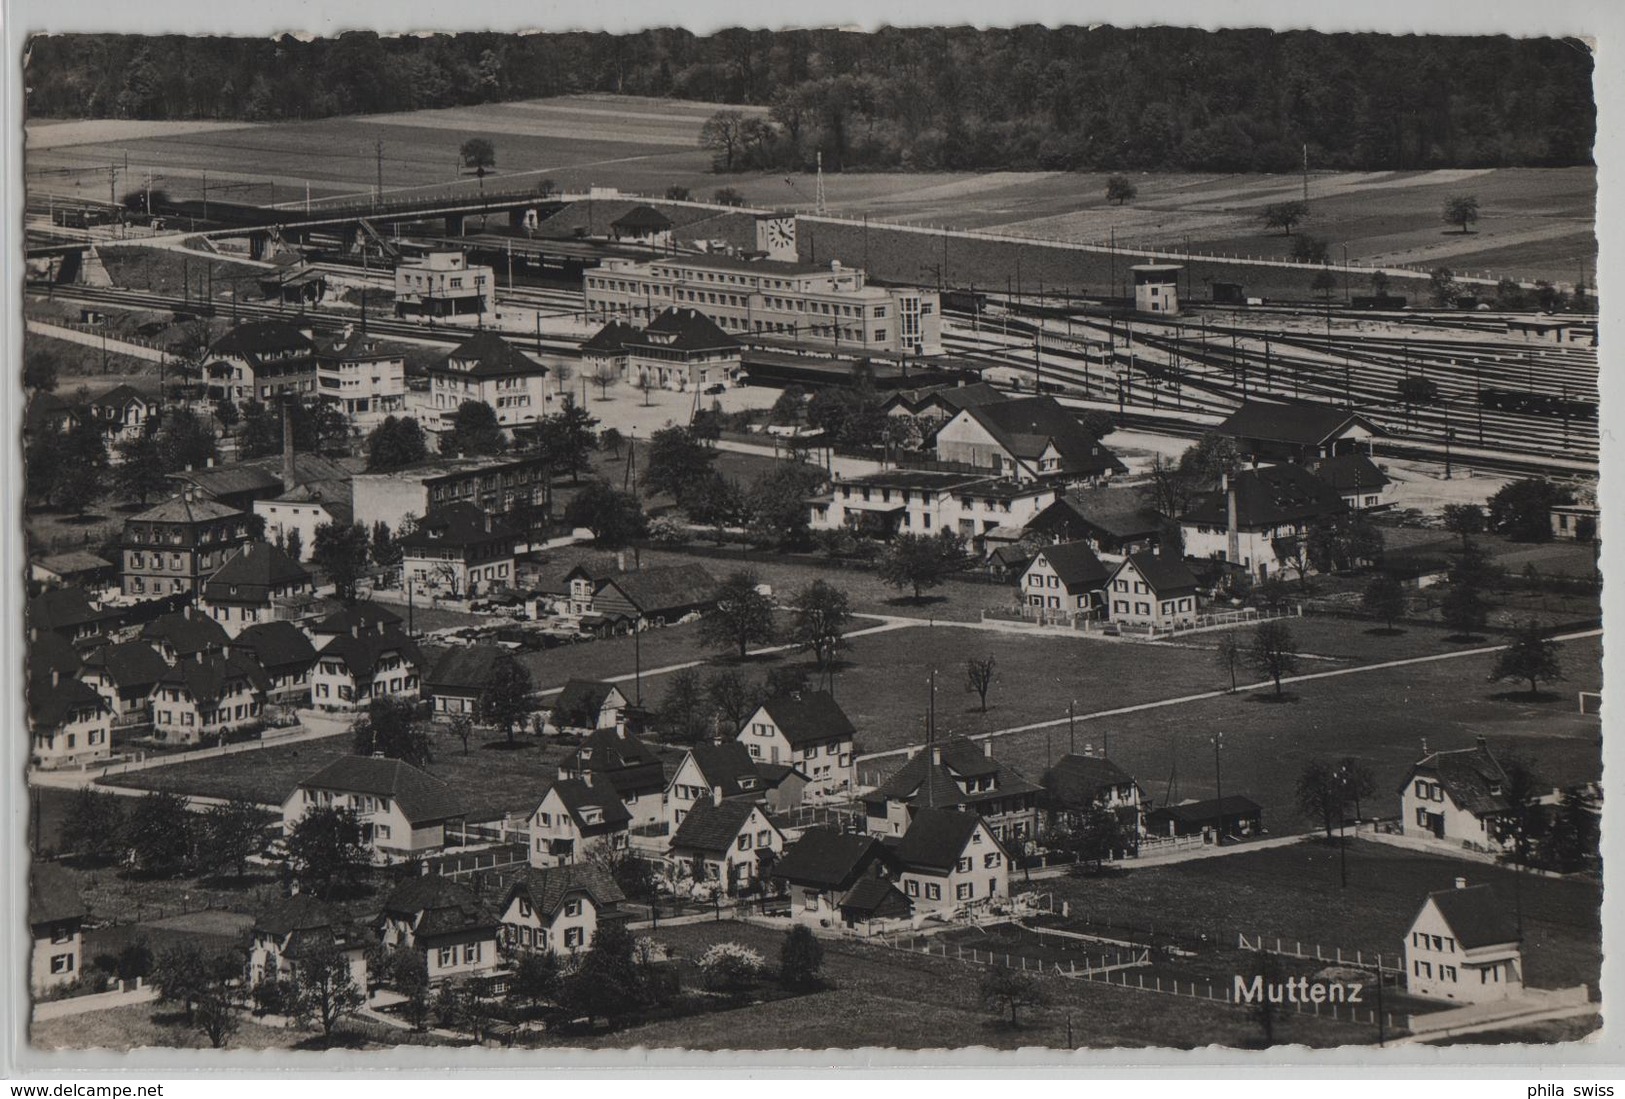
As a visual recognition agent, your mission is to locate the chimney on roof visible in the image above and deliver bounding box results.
[195,650,204,664]
[930,745,943,766]
[1475,734,1487,751]
[711,785,724,807]
[1420,736,1428,757]
[351,624,360,639]
[184,605,195,621]
[1455,876,1468,890]
[222,645,231,660]
[206,457,215,469]
[51,669,59,687]
[1223,471,1240,569]
[615,550,626,573]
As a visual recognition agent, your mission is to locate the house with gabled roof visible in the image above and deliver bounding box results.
[121,489,255,599]
[1038,753,1147,837]
[311,621,423,710]
[1178,463,1349,582]
[86,384,154,452]
[232,620,318,707]
[609,204,673,246]
[1308,453,1393,512]
[668,793,786,894]
[1404,880,1523,1002]
[375,875,500,984]
[666,741,806,828]
[526,778,632,867]
[933,395,1126,487]
[1401,736,1514,851]
[30,670,113,769]
[29,586,120,645]
[31,551,118,593]
[866,736,1042,844]
[200,541,315,637]
[548,678,629,735]
[246,894,370,991]
[1213,397,1380,464]
[149,649,269,744]
[1105,552,1200,631]
[425,331,550,431]
[566,562,721,626]
[284,755,466,858]
[205,319,318,404]
[772,828,901,929]
[305,602,401,642]
[881,380,1006,424]
[622,308,742,392]
[1018,541,1110,616]
[812,468,1059,553]
[1024,489,1164,560]
[425,644,516,721]
[141,607,230,663]
[500,863,628,957]
[559,726,668,827]
[255,482,354,564]
[737,690,857,797]
[1147,796,1263,841]
[79,640,169,727]
[890,806,1010,917]
[30,863,87,995]
[399,502,518,599]
[581,319,641,381]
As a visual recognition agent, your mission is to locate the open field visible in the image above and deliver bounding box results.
[31,1003,314,1052]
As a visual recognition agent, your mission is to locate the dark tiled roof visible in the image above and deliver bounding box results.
[1215,398,1378,448]
[839,876,912,919]
[1310,453,1392,493]
[29,631,83,681]
[316,626,423,678]
[885,381,1006,414]
[627,308,738,353]
[772,829,883,889]
[309,602,403,637]
[426,644,508,693]
[33,551,116,577]
[1033,490,1164,540]
[1179,463,1349,530]
[80,640,169,692]
[582,320,639,354]
[872,737,1041,809]
[256,893,345,937]
[1039,754,1139,812]
[297,756,466,825]
[211,319,315,357]
[28,587,114,634]
[544,777,632,832]
[29,673,109,727]
[30,863,86,927]
[687,742,771,797]
[398,502,516,551]
[1428,885,1521,949]
[1148,796,1263,827]
[202,541,311,602]
[1031,541,1109,588]
[963,397,1125,477]
[439,332,548,379]
[610,205,673,232]
[234,621,318,674]
[142,611,231,657]
[1410,745,1511,817]
[552,680,624,730]
[89,384,149,412]
[505,862,627,917]
[155,651,270,704]
[564,727,665,800]
[1115,551,1200,597]
[127,493,245,525]
[759,691,856,748]
[600,564,720,616]
[671,797,766,855]
[892,807,985,871]
[379,875,498,938]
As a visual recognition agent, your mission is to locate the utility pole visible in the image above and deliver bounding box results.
[1211,732,1225,843]
[202,170,208,221]
[375,139,384,208]
[1068,700,1076,755]
[1302,143,1309,204]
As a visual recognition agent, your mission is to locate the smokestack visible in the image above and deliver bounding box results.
[1223,472,1240,569]
[282,397,296,492]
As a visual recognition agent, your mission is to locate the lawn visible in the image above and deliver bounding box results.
[31,1003,310,1052]
[1042,840,1602,995]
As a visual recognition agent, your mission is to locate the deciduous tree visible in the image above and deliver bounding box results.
[1489,620,1564,698]
[1247,619,1299,698]
[288,935,366,1038]
[311,521,372,602]
[478,656,534,745]
[365,415,429,472]
[1260,200,1309,236]
[1104,174,1137,205]
[447,400,507,457]
[878,530,963,602]
[789,579,851,674]
[965,655,998,712]
[562,480,647,548]
[1361,572,1406,632]
[699,570,776,659]
[125,791,195,877]
[284,806,371,899]
[1443,194,1480,233]
[979,966,1047,1028]
[351,696,433,767]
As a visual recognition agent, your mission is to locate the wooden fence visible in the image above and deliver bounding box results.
[1237,932,1402,977]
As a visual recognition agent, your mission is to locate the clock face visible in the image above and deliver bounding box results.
[765,218,795,250]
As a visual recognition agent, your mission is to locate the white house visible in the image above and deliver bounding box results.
[809,469,1059,554]
[1308,453,1393,512]
[311,622,423,710]
[30,670,113,770]
[393,250,495,320]
[665,741,806,829]
[527,778,632,868]
[1018,541,1110,616]
[498,863,628,957]
[198,541,315,637]
[315,330,408,431]
[283,755,467,859]
[1404,880,1523,1002]
[548,680,630,735]
[891,807,1010,917]
[932,396,1125,487]
[423,331,550,431]
[246,894,370,991]
[1400,737,1513,851]
[770,829,903,931]
[1178,463,1349,582]
[737,691,856,798]
[30,864,86,996]
[148,651,268,745]
[1104,552,1201,631]
[254,484,353,564]
[559,726,669,828]
[667,794,786,895]
[375,875,501,984]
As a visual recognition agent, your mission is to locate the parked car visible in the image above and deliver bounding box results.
[703,383,726,395]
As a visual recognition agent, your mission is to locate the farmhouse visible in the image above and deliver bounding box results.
[29,670,112,769]
[311,622,423,710]
[423,331,550,431]
[375,875,501,984]
[736,691,856,797]
[1404,881,1523,1002]
[199,541,315,637]
[771,829,900,930]
[559,726,669,828]
[526,778,632,868]
[399,502,519,599]
[285,755,467,858]
[865,737,1042,844]
[1179,463,1349,582]
[246,894,370,990]
[1147,796,1263,842]
[1038,753,1147,836]
[666,741,806,827]
[30,864,86,996]
[1400,736,1512,851]
[121,490,255,598]
[1212,398,1378,464]
[569,562,721,625]
[933,396,1126,487]
[149,650,268,744]
[1104,552,1200,631]
[1018,541,1109,616]
[668,794,786,894]
[890,807,1010,917]
[499,863,628,957]
[548,679,630,735]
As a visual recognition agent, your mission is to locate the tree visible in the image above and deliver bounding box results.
[789,580,851,676]
[478,657,534,745]
[1488,478,1575,542]
[1443,194,1480,234]
[365,415,430,472]
[352,696,433,766]
[507,949,562,1012]
[156,408,217,473]
[768,386,805,426]
[24,349,59,393]
[1293,234,1330,264]
[1442,504,1486,549]
[460,137,496,170]
[1429,266,1461,308]
[447,400,507,457]
[1306,513,1384,574]
[125,791,194,876]
[288,935,366,1038]
[284,806,371,899]
[199,798,268,880]
[531,397,598,484]
[656,666,712,744]
[1336,758,1376,826]
[311,521,371,602]
[587,363,621,399]
[238,400,280,459]
[1296,759,1347,838]
[1440,581,1491,639]
[697,942,765,991]
[599,426,624,456]
[878,530,963,602]
[1261,200,1310,236]
[1310,268,1338,302]
[965,655,998,712]
[563,480,646,548]
[1539,788,1598,872]
[1247,620,1299,698]
[745,462,826,549]
[1104,174,1137,205]
[283,527,304,564]
[368,520,400,569]
[706,668,762,734]
[1361,573,1407,632]
[1214,632,1243,693]
[636,373,656,406]
[448,714,474,757]
[979,966,1047,1028]
[699,109,746,171]
[113,427,170,505]
[643,426,717,505]
[381,946,431,1029]
[560,918,645,1024]
[1489,620,1564,698]
[155,944,240,1045]
[778,925,825,989]
[168,318,215,388]
[699,570,776,659]
[664,185,693,201]
[713,187,747,207]
[61,788,126,864]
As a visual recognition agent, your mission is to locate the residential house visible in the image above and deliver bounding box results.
[526,779,632,867]
[29,670,113,769]
[1178,463,1349,582]
[736,691,857,798]
[932,396,1126,487]
[1024,490,1163,561]
[559,726,668,828]
[246,894,370,990]
[1404,881,1523,1003]
[771,829,900,930]
[423,331,550,431]
[1400,736,1512,851]
[1146,796,1264,841]
[548,679,630,735]
[811,468,1059,553]
[30,552,117,593]
[375,876,500,984]
[865,737,1043,845]
[29,630,84,684]
[254,483,354,564]
[28,586,120,645]
[85,384,154,454]
[564,563,721,627]
[314,329,408,431]
[1212,398,1380,464]
[204,320,318,404]
[120,489,254,598]
[1308,453,1393,511]
[1038,753,1147,838]
[199,541,315,637]
[580,320,640,381]
[1018,541,1110,617]
[890,807,1010,916]
[305,602,402,644]
[78,640,169,729]
[284,755,467,858]
[149,650,269,744]
[837,874,916,931]
[608,205,673,247]
[667,741,806,828]
[1104,552,1201,631]
[25,392,79,440]
[499,863,628,957]
[668,793,786,894]
[141,608,230,663]
[233,621,318,707]
[311,622,424,710]
[393,250,495,320]
[399,503,518,599]
[424,644,517,721]
[30,864,87,995]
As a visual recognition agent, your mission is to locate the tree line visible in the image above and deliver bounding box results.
[28,28,1593,171]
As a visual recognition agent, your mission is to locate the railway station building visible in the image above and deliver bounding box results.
[1130,264,1182,315]
[393,250,496,319]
